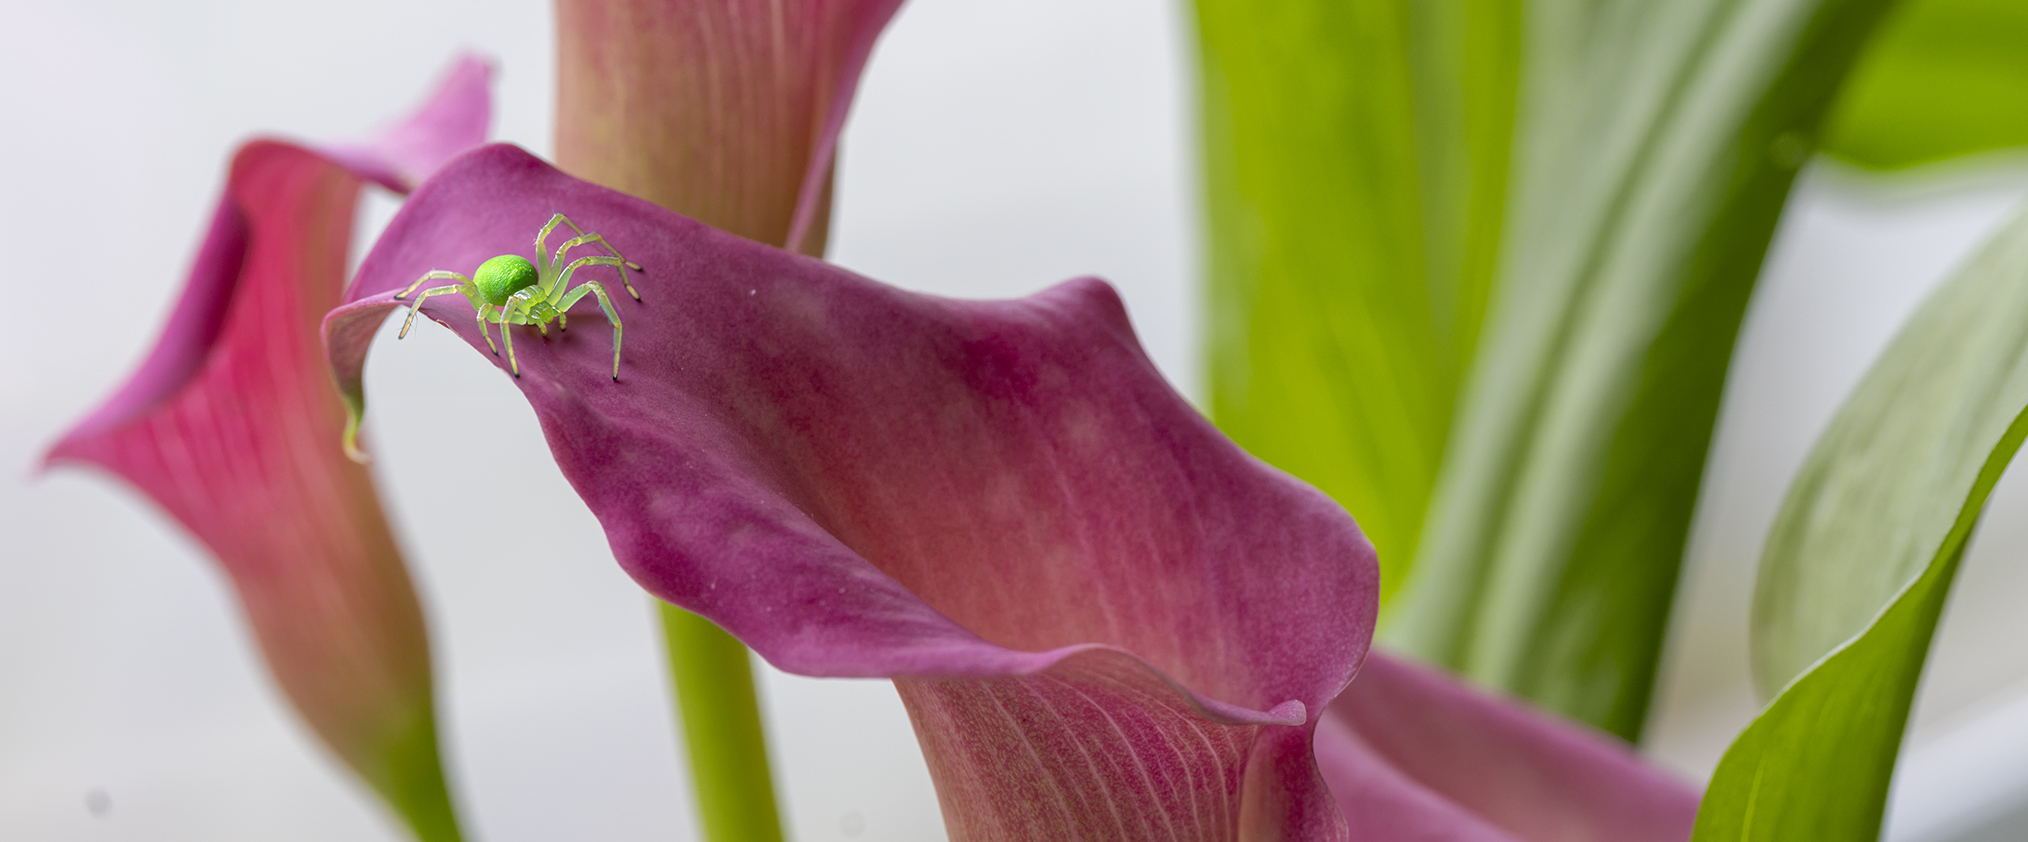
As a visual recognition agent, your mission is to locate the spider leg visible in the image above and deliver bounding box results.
[475,303,499,355]
[551,255,627,308]
[397,270,469,300]
[397,284,471,339]
[499,318,517,377]
[497,290,546,377]
[534,213,573,273]
[556,279,624,381]
[534,213,626,277]
[549,232,644,301]
[498,297,525,377]
[564,223,645,274]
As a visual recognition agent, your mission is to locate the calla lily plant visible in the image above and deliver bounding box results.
[45,56,492,842]
[40,0,1816,840]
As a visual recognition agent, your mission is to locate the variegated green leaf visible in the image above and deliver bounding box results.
[1384,0,1901,739]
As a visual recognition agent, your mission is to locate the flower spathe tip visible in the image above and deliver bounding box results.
[323,53,496,194]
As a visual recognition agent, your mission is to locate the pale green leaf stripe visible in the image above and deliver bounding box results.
[1193,0,1518,604]
[1823,0,2028,170]
[1695,208,2028,841]
[1383,0,1899,739]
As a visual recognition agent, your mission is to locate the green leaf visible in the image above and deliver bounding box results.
[1822,0,2028,170]
[1693,207,2028,842]
[1383,0,1902,740]
[1191,0,1520,605]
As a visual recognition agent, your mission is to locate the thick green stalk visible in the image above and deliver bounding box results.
[658,604,785,842]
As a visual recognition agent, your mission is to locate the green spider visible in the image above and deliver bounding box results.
[394,213,644,380]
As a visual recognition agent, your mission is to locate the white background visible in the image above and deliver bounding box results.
[1,0,2025,840]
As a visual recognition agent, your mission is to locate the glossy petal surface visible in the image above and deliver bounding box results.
[327,144,1375,841]
[46,59,490,841]
[555,0,903,254]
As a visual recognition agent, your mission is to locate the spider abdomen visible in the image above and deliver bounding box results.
[474,254,540,306]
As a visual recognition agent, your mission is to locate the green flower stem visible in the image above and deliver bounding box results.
[658,603,786,842]
[375,710,464,842]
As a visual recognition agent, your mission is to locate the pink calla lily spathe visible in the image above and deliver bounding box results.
[325,143,1702,841]
[327,144,1374,841]
[44,56,492,842]
[555,0,905,255]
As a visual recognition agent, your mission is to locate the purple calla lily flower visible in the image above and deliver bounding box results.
[326,144,1702,841]
[327,144,1372,841]
[45,56,492,842]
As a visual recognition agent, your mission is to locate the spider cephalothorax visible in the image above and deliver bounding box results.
[395,213,644,379]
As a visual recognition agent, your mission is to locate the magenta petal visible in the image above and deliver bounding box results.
[327,144,1376,840]
[1319,652,1698,842]
[46,61,490,840]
